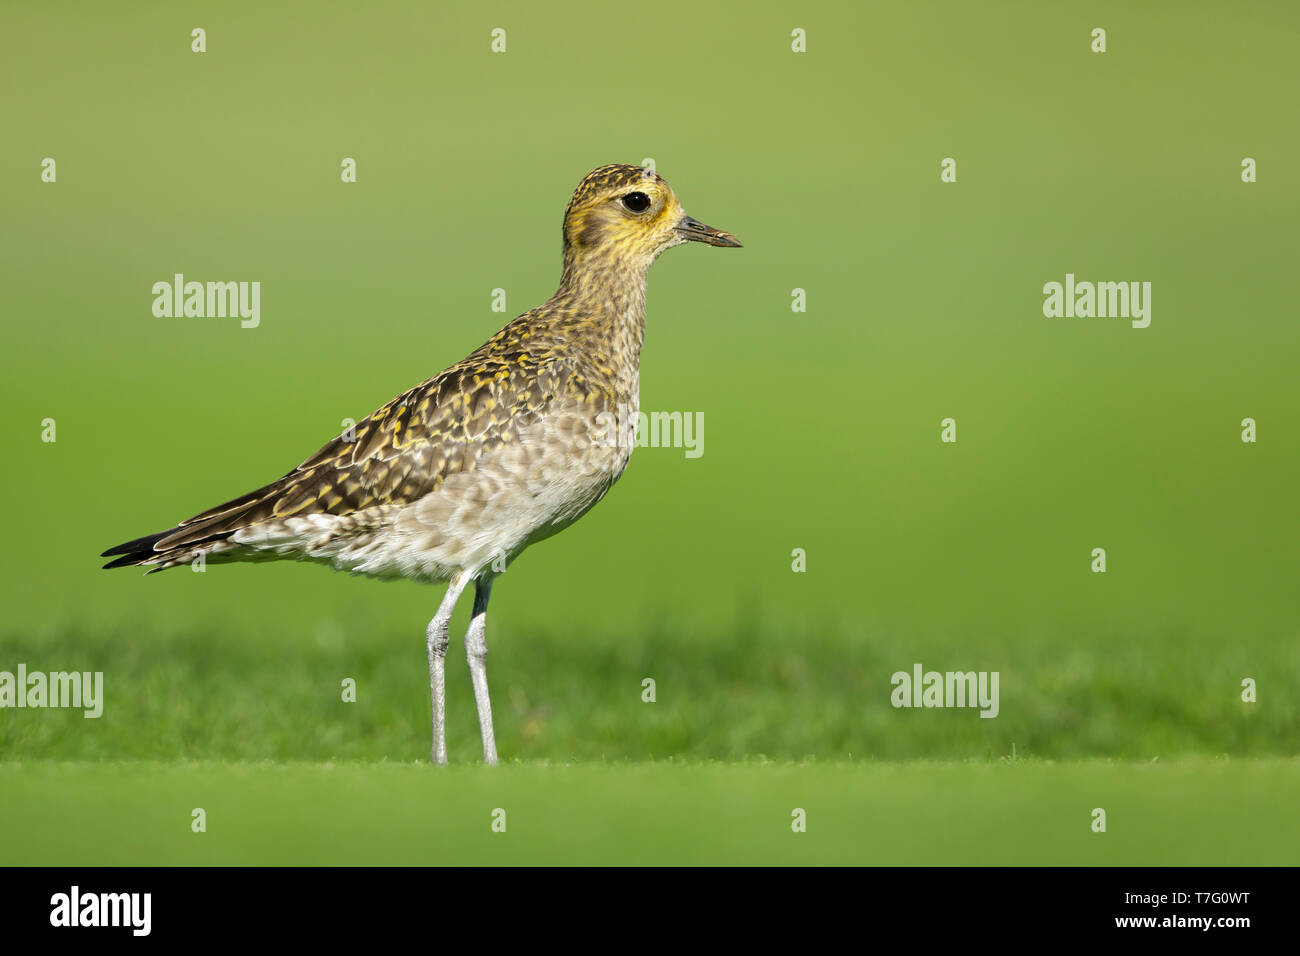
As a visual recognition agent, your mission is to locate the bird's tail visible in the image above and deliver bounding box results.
[99,469,299,572]
[100,526,242,572]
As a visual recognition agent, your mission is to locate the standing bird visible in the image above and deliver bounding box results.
[102,164,741,764]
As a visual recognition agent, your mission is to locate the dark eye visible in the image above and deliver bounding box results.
[621,192,651,212]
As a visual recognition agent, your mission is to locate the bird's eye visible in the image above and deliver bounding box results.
[621,192,651,213]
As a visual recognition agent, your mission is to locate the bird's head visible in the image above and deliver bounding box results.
[561,164,741,273]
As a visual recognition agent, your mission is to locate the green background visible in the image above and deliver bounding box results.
[1,1,1296,864]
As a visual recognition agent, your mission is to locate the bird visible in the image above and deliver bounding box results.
[101,163,741,765]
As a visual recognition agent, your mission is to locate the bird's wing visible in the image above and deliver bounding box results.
[106,321,611,563]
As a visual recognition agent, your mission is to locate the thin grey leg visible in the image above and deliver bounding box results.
[427,570,472,765]
[466,576,499,765]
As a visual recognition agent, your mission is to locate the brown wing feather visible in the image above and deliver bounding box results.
[150,312,607,554]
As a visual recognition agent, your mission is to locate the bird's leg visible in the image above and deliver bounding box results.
[465,576,498,765]
[427,570,472,765]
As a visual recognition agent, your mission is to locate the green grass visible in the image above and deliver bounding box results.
[1,617,1292,763]
[3,758,1296,866]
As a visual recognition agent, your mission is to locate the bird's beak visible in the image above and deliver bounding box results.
[675,215,742,248]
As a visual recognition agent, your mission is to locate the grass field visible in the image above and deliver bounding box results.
[2,1,1298,866]
[2,620,1296,865]
[0,620,1293,763]
[3,759,1296,866]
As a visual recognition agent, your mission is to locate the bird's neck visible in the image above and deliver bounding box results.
[553,251,650,398]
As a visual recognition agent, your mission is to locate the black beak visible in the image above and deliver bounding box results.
[675,215,742,248]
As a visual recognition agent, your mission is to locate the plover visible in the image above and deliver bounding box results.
[102,163,741,764]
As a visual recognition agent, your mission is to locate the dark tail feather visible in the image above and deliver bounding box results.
[102,528,176,558]
[101,527,232,570]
